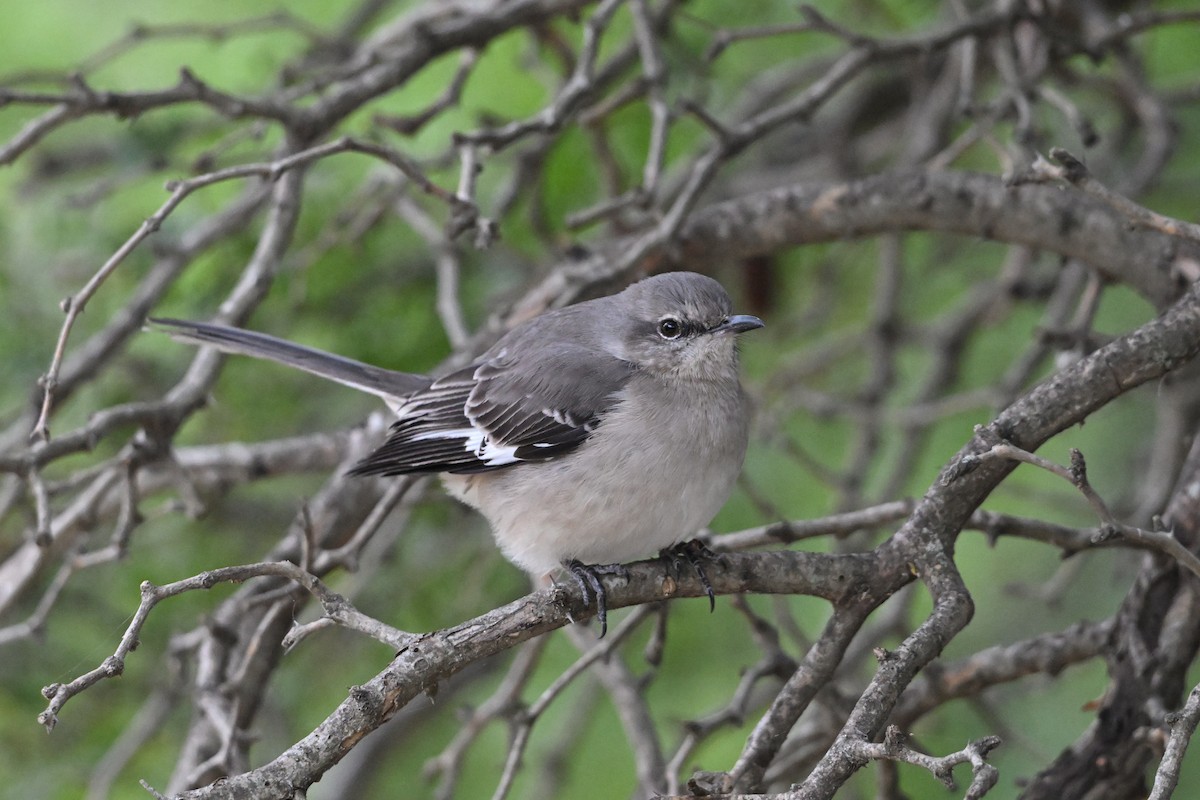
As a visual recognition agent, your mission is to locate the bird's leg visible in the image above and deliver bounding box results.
[659,539,722,611]
[563,560,630,638]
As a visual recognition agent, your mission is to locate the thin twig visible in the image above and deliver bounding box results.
[491,610,652,800]
[1016,148,1200,244]
[38,560,415,730]
[30,135,470,442]
[966,442,1200,580]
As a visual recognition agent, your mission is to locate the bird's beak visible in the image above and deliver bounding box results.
[711,314,765,335]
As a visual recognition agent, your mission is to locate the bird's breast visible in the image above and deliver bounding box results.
[447,377,750,576]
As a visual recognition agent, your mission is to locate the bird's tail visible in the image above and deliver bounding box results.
[149,318,430,408]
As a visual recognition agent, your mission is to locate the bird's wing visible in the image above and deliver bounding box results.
[350,343,635,476]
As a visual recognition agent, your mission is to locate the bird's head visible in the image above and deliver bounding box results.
[614,272,763,381]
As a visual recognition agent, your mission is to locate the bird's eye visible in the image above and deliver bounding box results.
[657,317,683,339]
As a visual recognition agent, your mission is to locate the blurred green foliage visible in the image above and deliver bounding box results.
[2,1,1200,799]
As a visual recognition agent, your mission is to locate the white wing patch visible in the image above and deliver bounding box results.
[411,426,522,467]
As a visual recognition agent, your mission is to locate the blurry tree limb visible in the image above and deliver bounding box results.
[675,171,1193,309]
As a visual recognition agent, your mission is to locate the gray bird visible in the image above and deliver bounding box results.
[152,271,763,633]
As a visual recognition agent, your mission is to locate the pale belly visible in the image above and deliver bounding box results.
[441,382,749,576]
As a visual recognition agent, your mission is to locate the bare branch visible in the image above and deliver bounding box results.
[39,560,414,731]
[967,442,1200,580]
[1015,147,1200,245]
[1150,681,1200,800]
[835,725,1001,798]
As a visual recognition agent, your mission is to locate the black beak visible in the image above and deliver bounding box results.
[712,314,765,335]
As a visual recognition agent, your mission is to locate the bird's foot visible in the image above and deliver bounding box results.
[563,560,630,638]
[660,539,723,612]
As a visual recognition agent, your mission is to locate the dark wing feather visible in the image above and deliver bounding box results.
[348,374,477,476]
[349,343,635,476]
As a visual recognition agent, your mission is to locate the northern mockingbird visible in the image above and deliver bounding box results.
[152,271,763,633]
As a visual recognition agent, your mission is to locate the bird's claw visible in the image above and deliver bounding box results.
[660,539,722,611]
[564,560,629,638]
